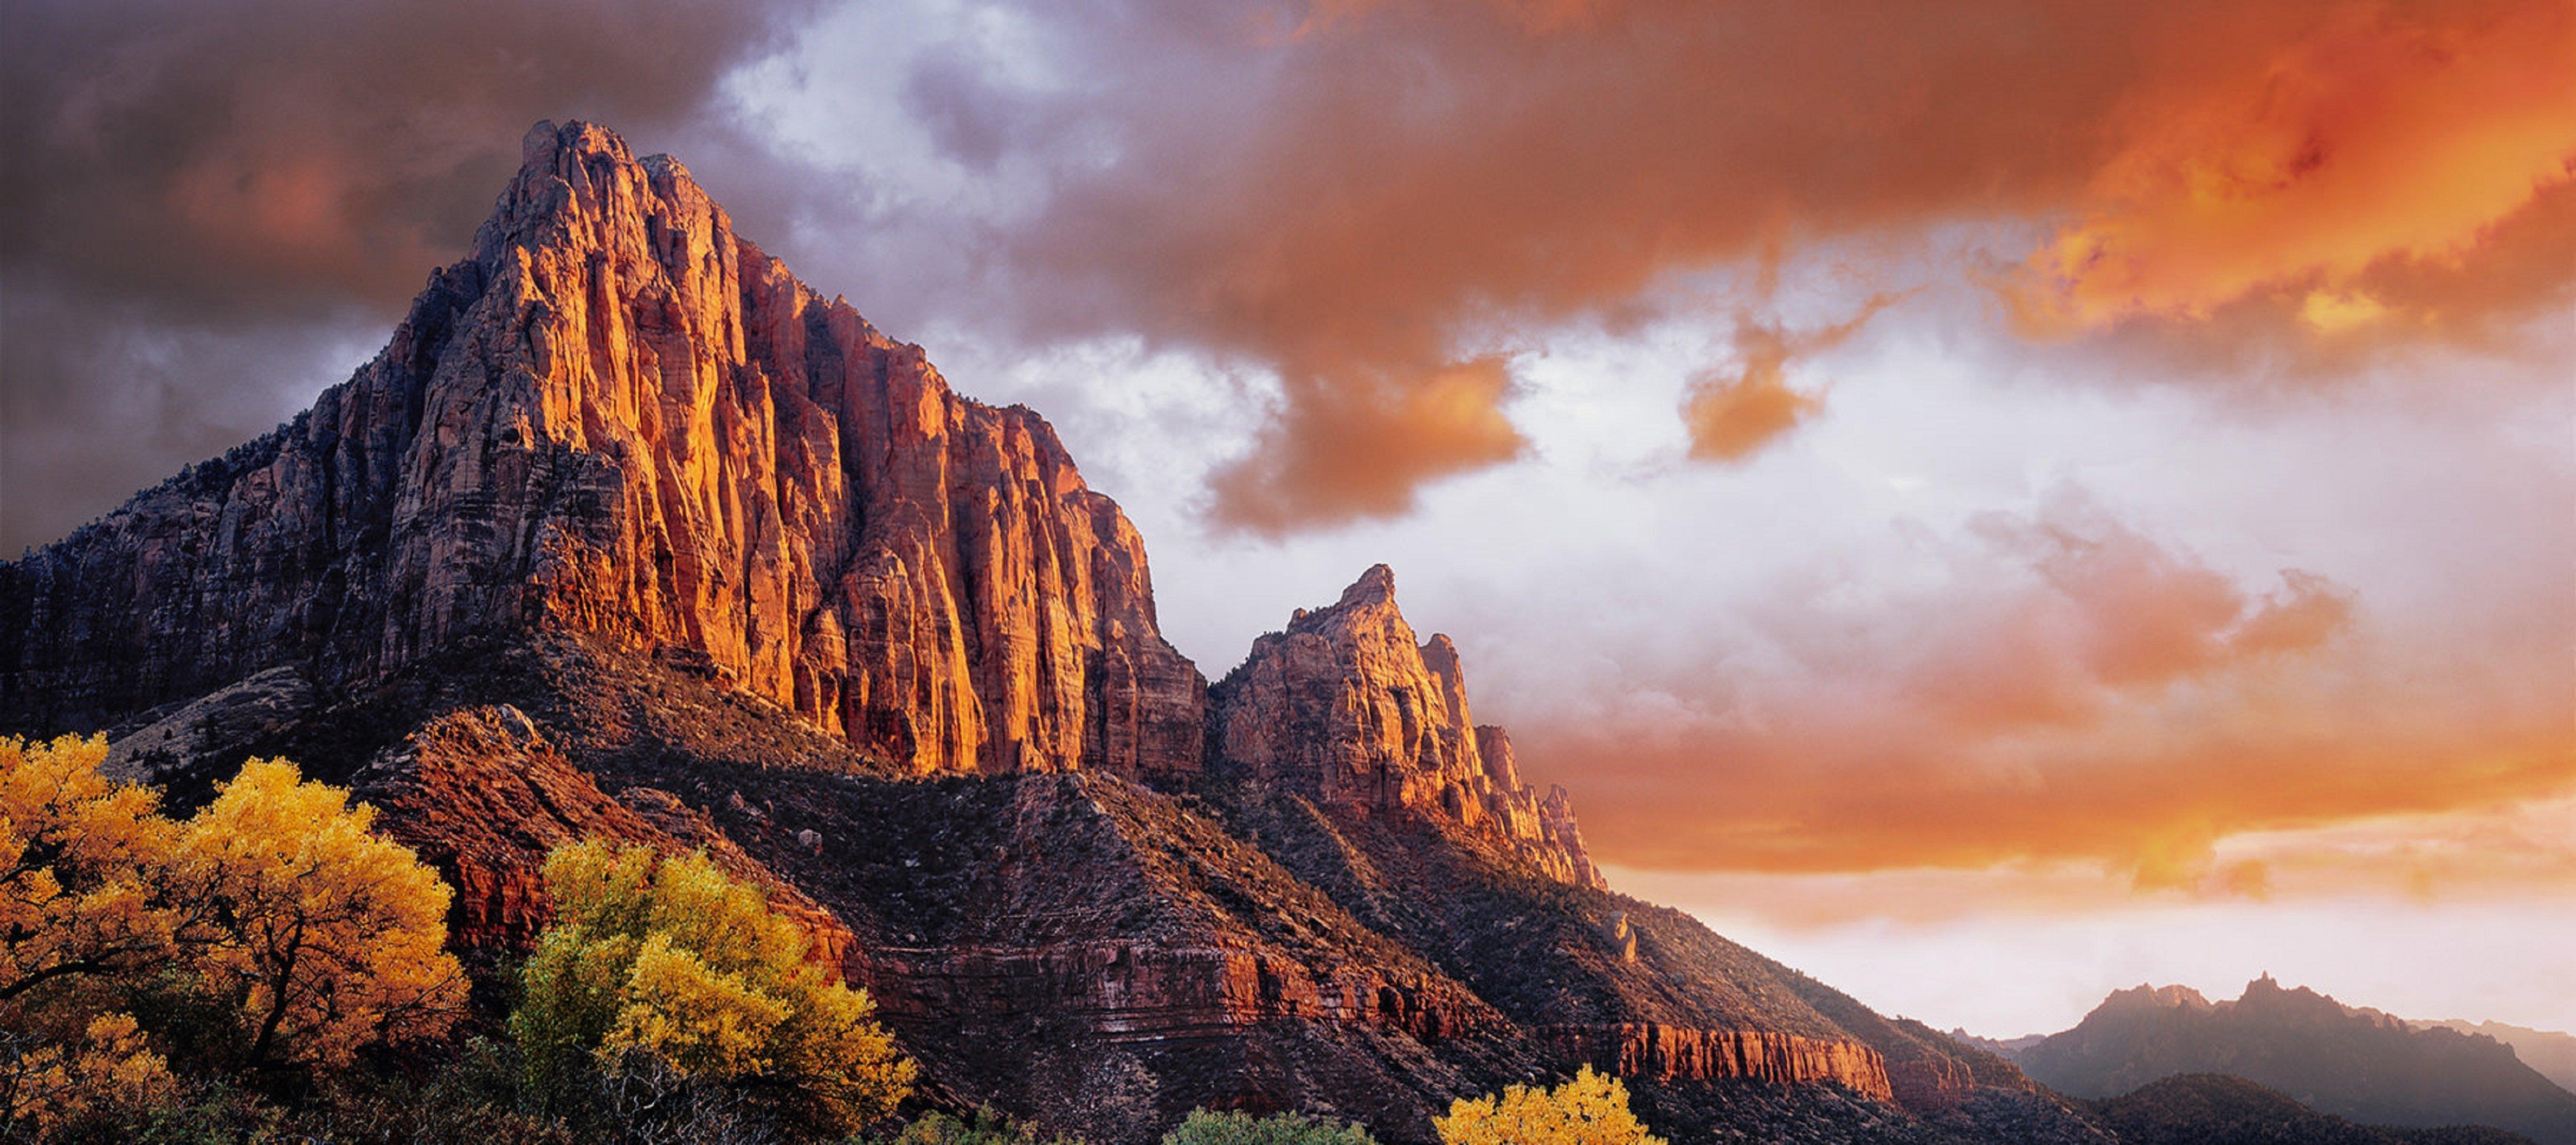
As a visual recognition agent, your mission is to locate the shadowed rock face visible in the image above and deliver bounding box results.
[2016,976,2576,1144]
[1212,564,1605,889]
[359,702,852,962]
[0,120,1204,780]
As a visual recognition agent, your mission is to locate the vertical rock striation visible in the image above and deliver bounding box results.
[1211,564,1605,889]
[0,121,1202,779]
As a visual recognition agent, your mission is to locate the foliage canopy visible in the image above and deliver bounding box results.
[1434,1066,1665,1145]
[513,839,913,1137]
[1,735,464,1137]
[1164,1107,1378,1145]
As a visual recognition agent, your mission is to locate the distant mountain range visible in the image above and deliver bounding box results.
[2086,1073,2538,1145]
[1967,977,2576,1145]
[2414,1021,2576,1096]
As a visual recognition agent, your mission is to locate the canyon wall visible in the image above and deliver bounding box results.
[1544,1024,1895,1099]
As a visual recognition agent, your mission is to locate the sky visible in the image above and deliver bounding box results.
[3,0,2571,1037]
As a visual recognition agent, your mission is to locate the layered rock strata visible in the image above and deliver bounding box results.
[1211,565,1605,889]
[1543,1025,1895,1098]
[0,120,1203,779]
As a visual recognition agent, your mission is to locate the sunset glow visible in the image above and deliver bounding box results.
[4,0,2570,1043]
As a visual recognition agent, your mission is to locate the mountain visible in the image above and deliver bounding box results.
[0,121,2093,1143]
[2085,1074,2539,1145]
[1954,1029,2053,1058]
[2011,978,2576,1144]
[2413,1022,2576,1096]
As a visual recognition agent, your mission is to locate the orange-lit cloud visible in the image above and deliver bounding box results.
[1208,357,1526,531]
[996,0,2576,529]
[2014,3,2576,334]
[1608,795,2576,928]
[1511,493,2574,883]
[1682,297,1895,463]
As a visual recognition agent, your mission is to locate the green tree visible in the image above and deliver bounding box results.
[1164,1108,1377,1145]
[880,1105,1086,1145]
[1434,1066,1664,1145]
[512,840,913,1138]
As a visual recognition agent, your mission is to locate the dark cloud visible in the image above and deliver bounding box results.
[0,0,818,550]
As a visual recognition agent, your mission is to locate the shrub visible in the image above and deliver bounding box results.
[1433,1066,1664,1145]
[877,1105,1086,1144]
[1163,1108,1377,1145]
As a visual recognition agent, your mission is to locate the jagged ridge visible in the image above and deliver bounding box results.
[2014,977,2576,1144]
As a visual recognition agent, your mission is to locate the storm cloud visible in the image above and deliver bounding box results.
[0,0,818,549]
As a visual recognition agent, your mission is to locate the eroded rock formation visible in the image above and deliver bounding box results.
[1544,1025,1895,1098]
[0,121,1203,780]
[1212,565,1605,889]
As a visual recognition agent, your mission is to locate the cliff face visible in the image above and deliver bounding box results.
[0,121,1202,780]
[1212,565,1604,889]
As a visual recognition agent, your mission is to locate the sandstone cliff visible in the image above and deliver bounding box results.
[1211,565,1605,889]
[0,121,1203,779]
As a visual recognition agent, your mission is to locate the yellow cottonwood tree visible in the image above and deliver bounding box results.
[178,760,466,1070]
[1,740,464,1093]
[1434,1066,1666,1145]
[514,840,913,1135]
[0,735,184,1007]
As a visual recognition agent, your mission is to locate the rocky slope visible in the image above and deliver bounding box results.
[2083,1074,2539,1145]
[2413,1022,2576,1096]
[2014,978,2576,1144]
[4,120,2106,1143]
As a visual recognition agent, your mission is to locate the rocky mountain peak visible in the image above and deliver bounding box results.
[1,119,1205,780]
[2019,976,2576,1143]
[1329,562,1399,611]
[1212,563,1603,889]
[2098,983,2214,1014]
